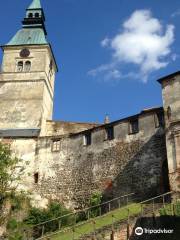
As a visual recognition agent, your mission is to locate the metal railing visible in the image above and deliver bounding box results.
[71,191,178,240]
[23,191,179,240]
[140,191,174,217]
[23,193,135,239]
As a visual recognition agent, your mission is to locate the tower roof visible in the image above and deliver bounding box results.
[28,0,42,10]
[5,0,47,46]
[7,28,47,46]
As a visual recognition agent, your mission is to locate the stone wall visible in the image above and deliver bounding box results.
[159,73,180,193]
[45,120,99,136]
[5,108,169,209]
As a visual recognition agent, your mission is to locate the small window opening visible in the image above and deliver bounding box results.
[154,112,164,128]
[129,118,139,134]
[48,60,53,79]
[17,61,23,72]
[48,69,53,80]
[34,172,39,184]
[24,61,31,72]
[49,60,53,70]
[35,12,40,18]
[52,139,61,152]
[28,13,33,18]
[167,106,172,121]
[105,126,114,140]
[83,132,91,146]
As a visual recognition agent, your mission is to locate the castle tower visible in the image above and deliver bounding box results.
[0,0,57,137]
[158,72,180,193]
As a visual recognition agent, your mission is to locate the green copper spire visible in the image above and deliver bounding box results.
[28,0,42,9]
[6,0,47,46]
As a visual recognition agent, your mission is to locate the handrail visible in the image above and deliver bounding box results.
[31,191,174,239]
[140,191,173,204]
[31,193,134,228]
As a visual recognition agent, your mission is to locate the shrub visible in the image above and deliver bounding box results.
[10,192,30,212]
[24,207,50,225]
[24,201,72,236]
[175,201,180,216]
[76,211,88,223]
[7,219,18,231]
[8,232,23,240]
[159,201,180,216]
[89,192,102,218]
[6,219,24,240]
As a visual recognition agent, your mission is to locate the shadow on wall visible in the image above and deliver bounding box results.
[129,216,180,240]
[102,129,170,202]
[34,128,170,209]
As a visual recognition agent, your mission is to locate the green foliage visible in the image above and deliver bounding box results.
[6,219,24,240]
[24,201,72,238]
[159,201,180,216]
[0,142,23,205]
[7,232,23,240]
[7,219,18,231]
[0,142,24,228]
[25,201,71,226]
[159,207,167,216]
[89,192,102,207]
[48,202,70,219]
[10,192,29,212]
[175,201,180,215]
[76,211,88,223]
[89,192,102,218]
[25,207,50,225]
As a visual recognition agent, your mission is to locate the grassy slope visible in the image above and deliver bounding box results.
[50,203,141,240]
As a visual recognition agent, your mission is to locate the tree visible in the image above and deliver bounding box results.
[0,142,24,217]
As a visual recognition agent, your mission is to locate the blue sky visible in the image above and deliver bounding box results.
[0,0,180,124]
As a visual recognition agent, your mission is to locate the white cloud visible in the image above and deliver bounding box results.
[171,53,178,61]
[171,10,180,18]
[88,10,175,82]
[101,37,110,47]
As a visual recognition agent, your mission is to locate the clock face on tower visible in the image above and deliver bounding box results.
[20,48,30,58]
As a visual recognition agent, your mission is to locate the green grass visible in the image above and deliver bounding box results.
[50,203,141,240]
[159,201,180,216]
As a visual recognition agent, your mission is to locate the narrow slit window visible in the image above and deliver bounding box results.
[154,112,164,128]
[34,172,39,184]
[167,106,172,121]
[24,61,31,72]
[17,61,23,72]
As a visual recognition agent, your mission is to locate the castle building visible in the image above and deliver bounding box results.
[0,0,179,208]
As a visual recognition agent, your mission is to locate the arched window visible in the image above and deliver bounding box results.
[17,61,23,72]
[24,61,31,72]
[28,13,33,18]
[35,12,40,18]
[167,106,172,121]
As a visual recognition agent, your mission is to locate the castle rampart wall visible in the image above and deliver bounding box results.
[3,108,169,209]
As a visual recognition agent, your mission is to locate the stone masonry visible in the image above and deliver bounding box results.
[0,0,179,209]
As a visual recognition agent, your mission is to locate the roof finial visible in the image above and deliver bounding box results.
[104,114,110,124]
